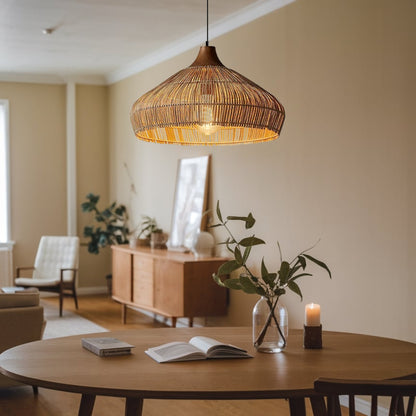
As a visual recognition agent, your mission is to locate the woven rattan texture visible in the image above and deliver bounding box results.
[130,63,285,145]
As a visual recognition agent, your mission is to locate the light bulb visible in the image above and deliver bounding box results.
[197,94,219,136]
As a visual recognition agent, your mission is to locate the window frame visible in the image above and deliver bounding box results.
[0,99,12,246]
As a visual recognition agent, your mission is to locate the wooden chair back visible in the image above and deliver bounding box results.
[314,378,416,416]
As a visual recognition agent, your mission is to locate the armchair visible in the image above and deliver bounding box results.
[0,291,44,392]
[15,236,79,317]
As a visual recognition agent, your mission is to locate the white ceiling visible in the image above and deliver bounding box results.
[0,0,294,85]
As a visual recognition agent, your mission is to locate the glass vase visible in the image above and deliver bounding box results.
[252,296,288,353]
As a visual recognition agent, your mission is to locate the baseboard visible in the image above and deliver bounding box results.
[39,286,108,297]
[340,396,388,416]
[77,286,108,295]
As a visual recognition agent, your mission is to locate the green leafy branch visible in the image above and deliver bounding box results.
[81,193,130,254]
[212,201,331,304]
[211,201,331,348]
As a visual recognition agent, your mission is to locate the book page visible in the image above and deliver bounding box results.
[145,341,206,363]
[189,336,223,354]
[189,336,248,355]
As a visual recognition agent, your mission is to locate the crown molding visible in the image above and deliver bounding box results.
[62,74,107,86]
[0,72,107,86]
[0,72,65,85]
[106,0,296,85]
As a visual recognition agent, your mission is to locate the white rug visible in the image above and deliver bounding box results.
[41,301,108,339]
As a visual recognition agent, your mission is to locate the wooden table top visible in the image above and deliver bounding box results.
[0,327,415,400]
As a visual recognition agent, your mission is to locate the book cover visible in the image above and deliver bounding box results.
[82,337,134,357]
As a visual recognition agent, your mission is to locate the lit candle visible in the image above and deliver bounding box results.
[305,303,321,327]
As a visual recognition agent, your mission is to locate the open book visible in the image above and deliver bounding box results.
[145,336,252,363]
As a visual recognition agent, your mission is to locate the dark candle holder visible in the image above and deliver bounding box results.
[303,324,322,349]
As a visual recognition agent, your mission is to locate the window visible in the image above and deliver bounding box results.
[0,100,10,243]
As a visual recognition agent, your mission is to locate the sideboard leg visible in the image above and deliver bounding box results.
[122,304,127,324]
[189,317,194,327]
[288,398,306,416]
[125,397,144,416]
[78,394,96,416]
[171,317,177,328]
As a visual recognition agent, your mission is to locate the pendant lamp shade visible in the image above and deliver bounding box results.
[130,46,285,145]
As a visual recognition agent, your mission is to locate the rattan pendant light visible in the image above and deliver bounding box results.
[130,1,285,145]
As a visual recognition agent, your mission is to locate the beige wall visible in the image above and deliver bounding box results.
[0,82,67,267]
[76,84,111,288]
[108,0,416,342]
[0,82,110,289]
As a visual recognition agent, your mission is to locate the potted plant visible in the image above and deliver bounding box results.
[129,215,158,247]
[212,202,331,353]
[81,193,129,254]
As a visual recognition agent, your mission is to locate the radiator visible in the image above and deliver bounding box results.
[0,247,13,287]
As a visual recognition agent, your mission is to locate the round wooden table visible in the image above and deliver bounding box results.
[0,327,415,416]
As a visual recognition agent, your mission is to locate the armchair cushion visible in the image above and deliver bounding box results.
[0,306,44,351]
[15,277,60,287]
[0,292,40,309]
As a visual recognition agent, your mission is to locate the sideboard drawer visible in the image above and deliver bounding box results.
[112,250,132,303]
[133,275,153,307]
[133,257,154,307]
[133,256,153,274]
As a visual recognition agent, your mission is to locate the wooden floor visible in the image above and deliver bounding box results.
[0,294,308,416]
[41,293,168,331]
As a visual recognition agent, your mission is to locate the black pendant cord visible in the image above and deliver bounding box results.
[206,0,209,46]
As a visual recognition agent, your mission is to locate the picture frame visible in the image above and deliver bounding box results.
[167,155,210,251]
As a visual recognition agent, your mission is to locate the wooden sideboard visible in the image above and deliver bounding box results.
[111,245,228,327]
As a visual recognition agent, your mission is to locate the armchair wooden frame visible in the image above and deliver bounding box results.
[16,266,78,317]
[314,377,416,416]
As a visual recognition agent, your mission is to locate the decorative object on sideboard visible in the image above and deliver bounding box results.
[129,215,158,248]
[212,201,331,353]
[168,155,210,252]
[192,231,215,258]
[130,0,285,145]
[81,193,129,254]
[150,229,168,250]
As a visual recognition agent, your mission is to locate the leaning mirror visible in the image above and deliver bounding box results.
[167,155,210,251]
